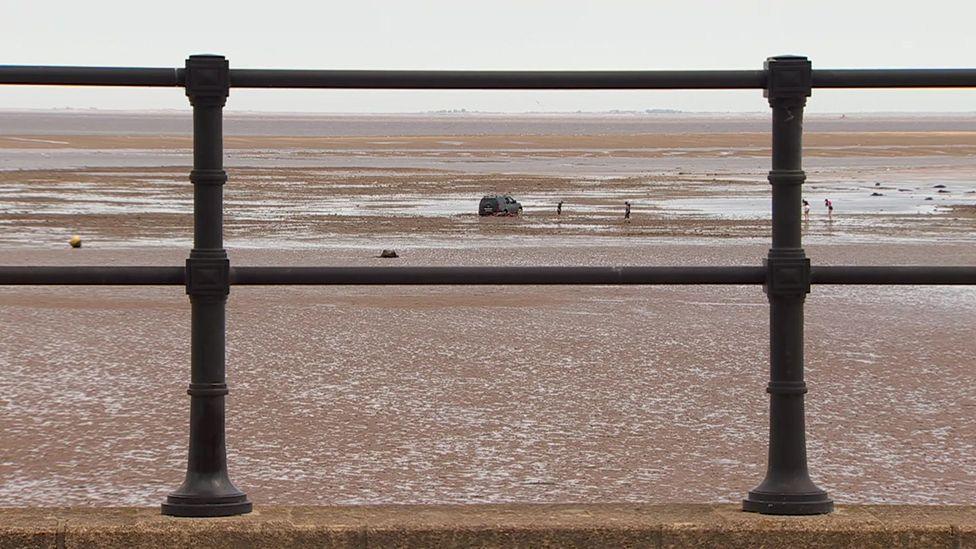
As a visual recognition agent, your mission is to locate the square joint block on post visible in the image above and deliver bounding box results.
[764,55,811,100]
[764,255,811,297]
[184,55,229,107]
[185,257,230,297]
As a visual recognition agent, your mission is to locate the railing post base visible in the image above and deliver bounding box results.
[161,495,252,518]
[743,490,833,516]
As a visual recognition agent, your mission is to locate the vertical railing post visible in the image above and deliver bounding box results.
[161,54,251,517]
[742,55,833,515]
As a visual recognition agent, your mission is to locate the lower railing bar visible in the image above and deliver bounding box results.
[231,266,766,285]
[1,266,973,286]
[811,266,976,285]
[0,266,185,285]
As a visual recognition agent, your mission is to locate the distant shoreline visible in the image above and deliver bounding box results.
[4,110,976,137]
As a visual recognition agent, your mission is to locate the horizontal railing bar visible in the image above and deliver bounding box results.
[0,66,182,87]
[0,267,185,285]
[3,65,975,90]
[0,266,973,286]
[811,266,976,285]
[228,69,767,89]
[231,266,766,285]
[812,69,976,88]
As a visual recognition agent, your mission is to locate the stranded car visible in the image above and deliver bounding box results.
[479,195,523,216]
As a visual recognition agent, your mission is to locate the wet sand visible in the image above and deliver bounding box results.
[1,163,974,248]
[6,130,976,155]
[0,113,975,508]
[1,244,975,508]
[4,110,976,136]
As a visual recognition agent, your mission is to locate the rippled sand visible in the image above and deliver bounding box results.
[1,244,974,507]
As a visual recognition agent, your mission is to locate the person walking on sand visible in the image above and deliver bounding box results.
[557,200,563,216]
[824,198,833,218]
[624,201,631,221]
[803,199,810,219]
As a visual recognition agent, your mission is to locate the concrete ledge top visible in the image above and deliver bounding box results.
[2,503,975,548]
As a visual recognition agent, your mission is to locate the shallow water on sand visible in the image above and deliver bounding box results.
[1,164,974,250]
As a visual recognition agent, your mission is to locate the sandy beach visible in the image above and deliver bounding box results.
[0,112,974,508]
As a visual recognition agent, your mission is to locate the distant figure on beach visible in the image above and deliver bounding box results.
[624,201,631,221]
[802,199,810,219]
[557,200,563,216]
[824,198,833,218]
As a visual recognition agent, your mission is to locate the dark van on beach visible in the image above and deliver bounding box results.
[479,195,523,216]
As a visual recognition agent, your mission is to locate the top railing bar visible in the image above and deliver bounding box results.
[230,68,976,89]
[0,65,765,89]
[4,65,976,89]
[0,65,764,89]
[0,66,182,87]
[228,69,767,89]
[813,68,976,88]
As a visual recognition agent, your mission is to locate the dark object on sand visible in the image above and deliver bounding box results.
[870,192,883,196]
[937,189,950,194]
[874,182,880,186]
[379,249,399,258]
[925,197,934,200]
[479,195,522,216]
[933,184,947,188]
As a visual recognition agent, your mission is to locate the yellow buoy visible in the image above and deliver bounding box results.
[69,235,82,248]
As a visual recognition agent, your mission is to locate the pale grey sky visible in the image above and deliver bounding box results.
[2,0,975,113]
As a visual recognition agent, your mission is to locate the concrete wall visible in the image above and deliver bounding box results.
[2,504,975,548]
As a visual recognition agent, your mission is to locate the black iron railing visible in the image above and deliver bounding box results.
[1,54,974,517]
